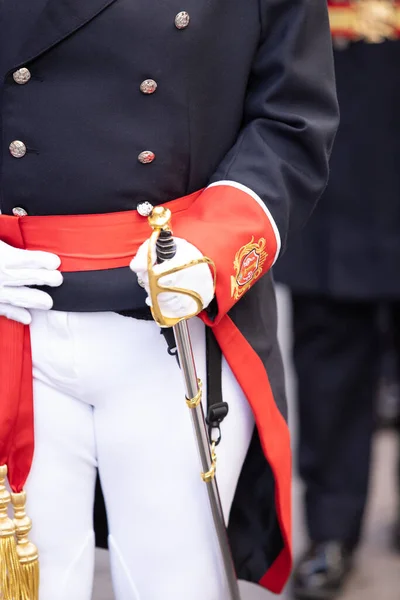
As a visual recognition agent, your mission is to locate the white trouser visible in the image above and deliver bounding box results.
[26,310,254,600]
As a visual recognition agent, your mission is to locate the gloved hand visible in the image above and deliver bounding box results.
[130,237,214,320]
[0,240,63,324]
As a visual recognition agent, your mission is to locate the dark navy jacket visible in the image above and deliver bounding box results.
[1,0,338,312]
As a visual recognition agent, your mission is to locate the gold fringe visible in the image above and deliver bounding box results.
[0,465,25,600]
[11,491,39,600]
[0,532,24,599]
[18,561,39,600]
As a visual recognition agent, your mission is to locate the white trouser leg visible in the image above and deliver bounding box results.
[27,311,97,600]
[27,310,254,600]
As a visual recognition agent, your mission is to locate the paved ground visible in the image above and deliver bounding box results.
[92,287,400,599]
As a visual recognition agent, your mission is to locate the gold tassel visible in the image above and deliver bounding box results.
[0,464,24,600]
[11,491,39,600]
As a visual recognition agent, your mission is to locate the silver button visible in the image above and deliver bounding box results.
[9,141,27,158]
[13,68,31,85]
[12,207,28,217]
[175,11,190,29]
[138,151,155,164]
[137,202,154,217]
[140,79,158,95]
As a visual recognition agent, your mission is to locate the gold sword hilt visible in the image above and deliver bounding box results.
[143,205,215,328]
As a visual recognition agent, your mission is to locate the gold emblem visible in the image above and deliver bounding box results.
[231,238,267,300]
[353,0,398,42]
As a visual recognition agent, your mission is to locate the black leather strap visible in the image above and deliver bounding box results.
[206,327,228,445]
[160,327,179,364]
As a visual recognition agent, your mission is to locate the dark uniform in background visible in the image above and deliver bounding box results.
[274,1,400,598]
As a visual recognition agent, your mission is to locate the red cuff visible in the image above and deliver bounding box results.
[172,181,280,323]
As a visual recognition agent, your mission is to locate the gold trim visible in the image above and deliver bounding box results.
[329,1,400,42]
[186,381,203,409]
[11,491,39,600]
[0,465,25,600]
[201,442,217,483]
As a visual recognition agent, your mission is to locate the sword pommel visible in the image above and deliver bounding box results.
[148,206,172,231]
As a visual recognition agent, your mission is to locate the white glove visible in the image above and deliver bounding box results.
[130,237,214,320]
[0,240,63,324]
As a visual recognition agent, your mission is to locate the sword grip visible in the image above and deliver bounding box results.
[156,230,176,264]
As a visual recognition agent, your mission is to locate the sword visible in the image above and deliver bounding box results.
[137,202,241,600]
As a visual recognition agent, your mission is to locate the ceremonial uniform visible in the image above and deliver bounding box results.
[274,2,400,598]
[0,1,338,599]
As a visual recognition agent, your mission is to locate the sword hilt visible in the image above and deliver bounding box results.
[156,230,176,264]
[146,206,177,264]
[137,203,214,327]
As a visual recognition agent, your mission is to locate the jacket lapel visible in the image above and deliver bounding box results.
[8,0,117,73]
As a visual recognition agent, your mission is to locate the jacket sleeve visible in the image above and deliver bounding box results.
[174,0,339,323]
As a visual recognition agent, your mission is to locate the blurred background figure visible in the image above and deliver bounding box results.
[376,307,400,432]
[273,1,400,598]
